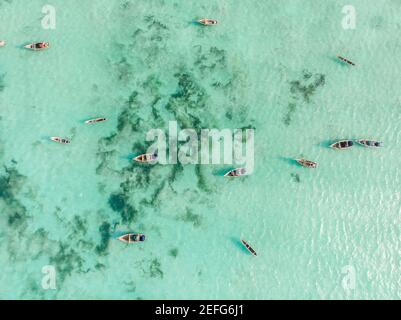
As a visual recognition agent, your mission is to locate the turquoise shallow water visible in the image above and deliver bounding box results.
[1,0,401,299]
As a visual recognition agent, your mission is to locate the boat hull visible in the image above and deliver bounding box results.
[197,19,218,26]
[51,137,70,144]
[133,153,158,163]
[296,159,318,168]
[241,240,257,256]
[224,168,246,177]
[25,42,50,51]
[337,55,355,66]
[85,118,107,124]
[118,234,145,243]
[357,140,383,148]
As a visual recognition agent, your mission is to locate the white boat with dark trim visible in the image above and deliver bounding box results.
[197,18,218,26]
[85,117,107,124]
[224,168,246,177]
[337,55,355,66]
[296,158,318,168]
[241,239,257,256]
[51,137,71,144]
[25,42,50,51]
[330,140,354,150]
[133,153,158,163]
[118,233,145,244]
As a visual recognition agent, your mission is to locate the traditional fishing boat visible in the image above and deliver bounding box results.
[337,55,355,66]
[0,40,6,47]
[224,168,246,177]
[330,140,354,150]
[241,239,257,256]
[118,233,145,244]
[133,153,158,163]
[24,42,50,51]
[51,137,71,144]
[357,139,383,148]
[296,158,318,168]
[85,117,107,124]
[197,18,218,26]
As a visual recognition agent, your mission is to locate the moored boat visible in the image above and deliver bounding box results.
[25,42,50,51]
[357,139,383,148]
[296,158,318,168]
[0,40,6,47]
[241,239,257,256]
[330,140,354,150]
[118,233,145,244]
[337,55,355,66]
[133,153,158,163]
[224,167,246,177]
[85,117,107,124]
[197,18,218,26]
[51,137,71,144]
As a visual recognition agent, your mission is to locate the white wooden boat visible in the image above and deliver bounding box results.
[85,117,107,124]
[357,140,383,148]
[118,234,145,243]
[296,159,318,168]
[337,55,355,66]
[133,153,158,163]
[25,42,50,51]
[241,239,257,256]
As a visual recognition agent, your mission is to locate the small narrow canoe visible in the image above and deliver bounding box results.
[357,140,383,148]
[337,55,355,66]
[296,159,318,168]
[51,137,71,144]
[133,153,158,163]
[0,41,6,47]
[330,140,354,150]
[85,117,107,124]
[224,168,246,177]
[118,234,145,244]
[241,239,257,256]
[197,18,218,26]
[25,42,50,51]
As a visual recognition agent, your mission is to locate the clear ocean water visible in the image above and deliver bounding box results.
[0,0,400,300]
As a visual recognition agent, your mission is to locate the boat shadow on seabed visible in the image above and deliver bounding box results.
[230,237,252,255]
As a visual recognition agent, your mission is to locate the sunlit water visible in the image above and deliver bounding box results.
[0,0,400,299]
